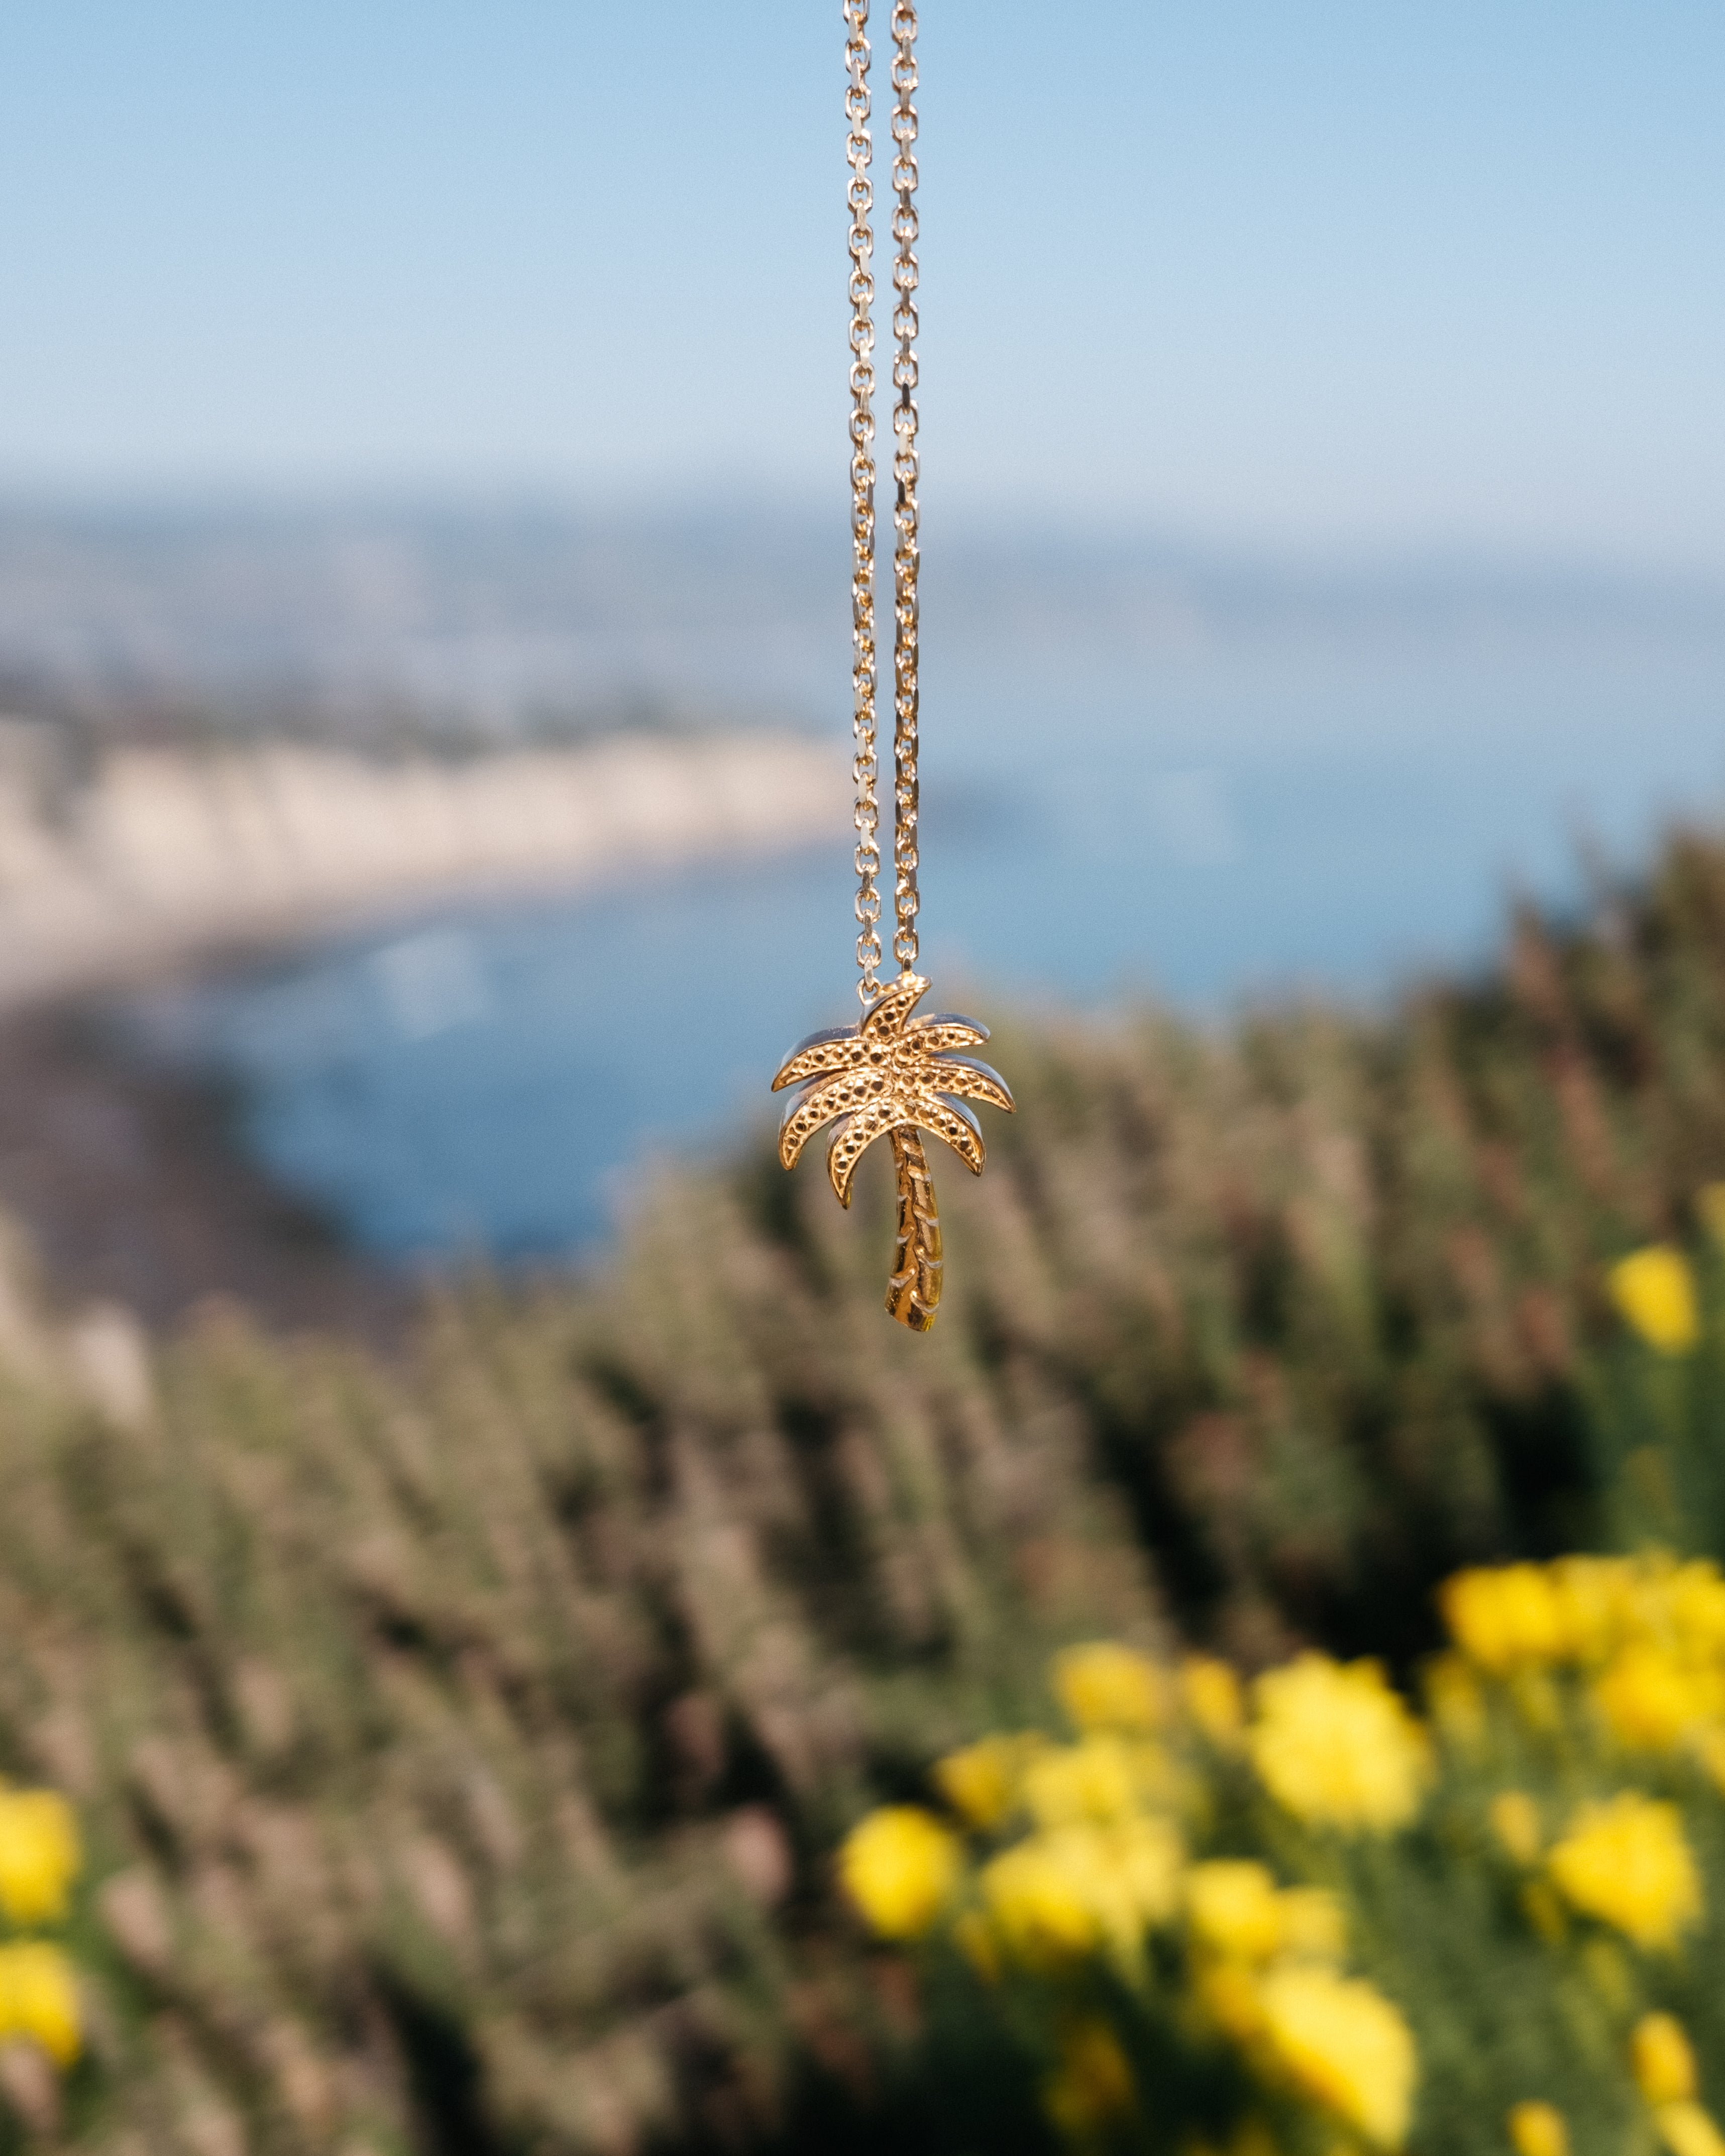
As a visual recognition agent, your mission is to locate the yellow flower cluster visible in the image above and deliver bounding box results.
[837,1568,1725,2154]
[981,1814,1184,1972]
[1184,1858,1414,2145]
[0,1782,81,2071]
[1188,1860,1343,1969]
[1435,1554,1725,1954]
[840,1641,1422,2148]
[1441,1548,1725,1771]
[1442,1550,1725,1679]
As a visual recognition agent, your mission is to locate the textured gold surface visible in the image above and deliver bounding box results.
[772,971,1013,1330]
[885,1127,941,1329]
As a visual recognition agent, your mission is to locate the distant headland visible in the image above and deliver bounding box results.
[0,725,847,1010]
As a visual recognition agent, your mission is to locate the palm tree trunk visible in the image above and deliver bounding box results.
[885,1127,942,1331]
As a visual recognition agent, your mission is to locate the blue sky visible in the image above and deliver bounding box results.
[3,3,1722,568]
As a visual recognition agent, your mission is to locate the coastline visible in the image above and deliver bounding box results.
[0,725,847,1334]
[0,726,847,1009]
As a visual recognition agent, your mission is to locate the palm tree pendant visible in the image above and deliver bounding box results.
[771,971,1014,1332]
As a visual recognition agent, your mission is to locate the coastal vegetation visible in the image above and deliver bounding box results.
[6,822,1725,2149]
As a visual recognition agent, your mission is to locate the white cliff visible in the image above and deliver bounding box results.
[0,728,846,1008]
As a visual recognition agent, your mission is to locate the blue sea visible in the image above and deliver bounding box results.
[118,553,1725,1265]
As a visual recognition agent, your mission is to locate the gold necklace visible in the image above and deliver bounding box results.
[772,0,1014,1333]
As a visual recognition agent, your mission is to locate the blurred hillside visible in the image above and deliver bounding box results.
[5,820,1725,2151]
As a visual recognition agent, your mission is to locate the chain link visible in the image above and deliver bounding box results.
[888,0,920,974]
[844,1,883,1002]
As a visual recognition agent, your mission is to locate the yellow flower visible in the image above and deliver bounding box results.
[837,1806,961,1939]
[1609,1245,1699,1354]
[1489,1791,1543,1867]
[1254,1965,1418,2148]
[1181,1655,1245,1744]
[1041,2018,1136,2137]
[0,1940,80,2066]
[1559,1550,1725,1663]
[982,1818,1182,1969]
[1594,1645,1719,1751]
[935,1735,1040,1830]
[1186,1864,1344,1972]
[1546,1793,1702,1951]
[1654,2103,1725,2156]
[1052,1642,1167,1734]
[1188,1861,1284,1963]
[1249,1654,1431,1834]
[981,1835,1100,1966]
[1441,1565,1566,1674]
[1022,1734,1170,1828]
[1507,2101,1570,2156]
[1633,2014,1698,2105]
[0,1788,80,1928]
[1548,1555,1636,1663]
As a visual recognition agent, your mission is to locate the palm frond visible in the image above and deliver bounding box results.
[909,1087,986,1175]
[861,973,929,1039]
[779,1068,893,1169]
[771,1026,866,1091]
[828,1098,905,1206]
[926,1055,1014,1114]
[908,1014,990,1052]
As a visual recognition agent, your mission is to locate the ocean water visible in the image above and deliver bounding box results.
[125,614,1725,1264]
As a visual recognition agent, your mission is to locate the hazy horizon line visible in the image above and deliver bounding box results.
[0,474,1721,594]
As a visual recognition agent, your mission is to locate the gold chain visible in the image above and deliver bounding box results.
[844,1,883,1003]
[888,1,920,974]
